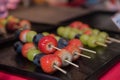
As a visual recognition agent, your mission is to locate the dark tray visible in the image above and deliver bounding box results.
[86,54,120,80]
[0,11,120,80]
[59,11,119,33]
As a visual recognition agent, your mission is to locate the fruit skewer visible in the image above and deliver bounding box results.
[18,30,81,68]
[37,35,80,68]
[41,33,91,60]
[69,21,120,43]
[42,32,96,54]
[0,15,31,36]
[57,26,107,48]
[14,42,67,74]
[18,29,96,54]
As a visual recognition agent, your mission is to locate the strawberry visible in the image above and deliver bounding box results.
[48,34,56,38]
[22,43,36,57]
[19,20,31,30]
[54,49,72,66]
[79,24,89,30]
[68,39,83,48]
[69,21,83,29]
[83,29,92,35]
[38,35,57,54]
[40,54,62,73]
[65,45,81,61]
[6,21,19,32]
[19,29,30,42]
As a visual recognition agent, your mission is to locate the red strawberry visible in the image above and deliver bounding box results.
[54,49,72,66]
[38,35,57,54]
[22,43,36,57]
[19,29,30,42]
[6,21,19,32]
[84,29,92,35]
[68,39,83,48]
[19,20,31,30]
[65,45,81,61]
[69,21,83,29]
[40,54,62,73]
[48,34,56,38]
[79,24,89,30]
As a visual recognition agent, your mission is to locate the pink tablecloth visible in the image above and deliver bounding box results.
[100,62,120,80]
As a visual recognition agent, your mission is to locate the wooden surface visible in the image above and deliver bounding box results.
[10,5,92,25]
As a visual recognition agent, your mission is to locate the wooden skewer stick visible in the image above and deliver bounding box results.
[79,47,96,54]
[95,42,107,47]
[75,52,91,59]
[64,60,79,68]
[107,37,120,43]
[51,45,61,51]
[53,65,67,74]
[105,40,112,44]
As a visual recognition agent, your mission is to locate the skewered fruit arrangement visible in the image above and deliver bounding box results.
[69,21,120,43]
[14,29,97,74]
[0,15,31,36]
[57,22,120,48]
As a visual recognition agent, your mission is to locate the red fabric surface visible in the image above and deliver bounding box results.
[0,71,31,80]
[100,62,120,80]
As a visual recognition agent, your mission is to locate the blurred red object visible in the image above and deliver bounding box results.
[100,62,120,80]
[68,0,85,6]
[0,71,33,80]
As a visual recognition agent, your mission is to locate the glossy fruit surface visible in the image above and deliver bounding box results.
[80,34,89,45]
[26,31,37,42]
[92,29,100,36]
[33,33,44,46]
[27,49,40,61]
[99,32,108,39]
[58,38,68,49]
[87,36,97,48]
[57,26,65,36]
[14,41,23,55]
[19,30,30,42]
[19,20,31,30]
[69,21,82,29]
[68,39,83,48]
[65,45,81,61]
[38,35,57,54]
[33,53,45,66]
[54,49,72,66]
[68,31,76,39]
[40,54,62,73]
[22,43,36,57]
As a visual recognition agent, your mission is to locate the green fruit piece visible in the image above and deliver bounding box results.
[92,29,100,36]
[80,34,89,45]
[26,31,37,42]
[97,36,105,44]
[27,49,40,61]
[68,31,76,39]
[55,36,60,41]
[7,15,20,23]
[57,26,65,36]
[0,19,7,26]
[88,36,97,48]
[63,27,71,38]
[42,32,49,36]
[99,32,108,39]
[72,28,78,33]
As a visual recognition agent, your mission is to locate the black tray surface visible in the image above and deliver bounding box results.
[59,11,119,33]
[0,31,120,80]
